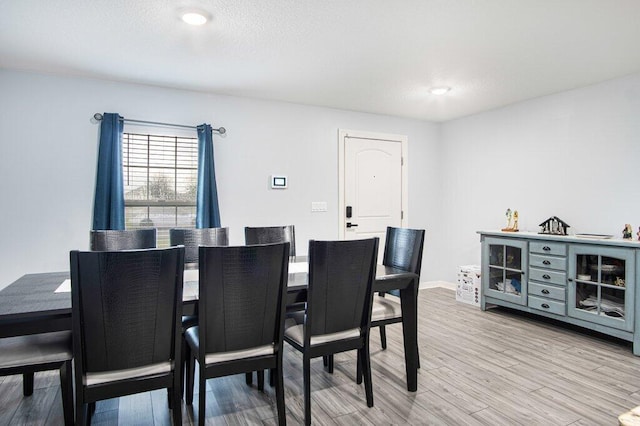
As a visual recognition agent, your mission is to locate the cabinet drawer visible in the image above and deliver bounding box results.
[528,295,566,316]
[529,267,566,286]
[529,282,566,302]
[530,254,566,271]
[530,242,566,256]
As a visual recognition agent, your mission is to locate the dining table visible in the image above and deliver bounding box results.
[0,257,420,391]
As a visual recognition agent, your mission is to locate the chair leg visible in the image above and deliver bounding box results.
[269,368,276,388]
[167,387,174,409]
[198,376,207,426]
[22,372,34,396]
[323,355,334,372]
[360,345,374,407]
[76,402,88,426]
[257,370,265,391]
[180,336,186,397]
[303,354,312,426]
[379,326,387,350]
[173,394,182,426]
[275,358,286,425]
[60,360,73,426]
[172,372,182,426]
[185,349,195,405]
[356,350,362,384]
[245,372,253,385]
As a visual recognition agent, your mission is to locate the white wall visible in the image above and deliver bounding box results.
[0,69,441,288]
[437,72,640,283]
[5,69,635,289]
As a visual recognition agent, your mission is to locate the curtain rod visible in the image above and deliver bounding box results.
[92,113,226,135]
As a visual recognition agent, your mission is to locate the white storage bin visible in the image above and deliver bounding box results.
[456,265,481,307]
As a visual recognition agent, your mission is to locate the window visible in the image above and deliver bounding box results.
[122,133,198,246]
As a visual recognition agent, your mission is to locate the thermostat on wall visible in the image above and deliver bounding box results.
[271,175,287,189]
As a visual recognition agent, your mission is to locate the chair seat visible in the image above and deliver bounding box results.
[185,326,275,364]
[85,361,173,386]
[0,331,72,370]
[284,318,360,346]
[371,294,402,322]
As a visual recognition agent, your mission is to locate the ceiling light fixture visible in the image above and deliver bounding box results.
[428,86,451,95]
[181,11,209,26]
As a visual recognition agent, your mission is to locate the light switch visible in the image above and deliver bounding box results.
[311,202,328,212]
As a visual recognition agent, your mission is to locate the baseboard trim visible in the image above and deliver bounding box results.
[420,280,455,291]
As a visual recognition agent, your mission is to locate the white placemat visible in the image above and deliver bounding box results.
[54,266,304,294]
[184,269,199,283]
[289,262,308,274]
[55,279,71,293]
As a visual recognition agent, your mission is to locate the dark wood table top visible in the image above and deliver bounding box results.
[0,271,69,321]
[0,263,417,322]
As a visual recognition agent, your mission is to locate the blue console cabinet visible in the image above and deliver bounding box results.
[479,231,639,355]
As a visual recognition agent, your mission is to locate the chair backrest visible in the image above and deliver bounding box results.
[244,225,296,257]
[169,227,229,264]
[306,238,379,339]
[382,227,425,297]
[198,243,290,355]
[70,247,184,374]
[90,229,157,251]
[383,227,425,275]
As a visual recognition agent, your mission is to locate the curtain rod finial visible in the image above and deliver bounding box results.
[93,113,103,121]
[215,127,226,135]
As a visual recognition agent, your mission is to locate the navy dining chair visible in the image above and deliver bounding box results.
[368,227,425,372]
[184,243,290,425]
[169,227,229,395]
[70,246,184,425]
[284,238,379,425]
[89,228,156,251]
[245,225,296,257]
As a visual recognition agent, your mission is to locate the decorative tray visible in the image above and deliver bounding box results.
[575,234,614,239]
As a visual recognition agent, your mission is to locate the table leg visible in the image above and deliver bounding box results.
[400,279,418,392]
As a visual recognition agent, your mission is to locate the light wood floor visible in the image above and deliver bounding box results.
[2,287,640,425]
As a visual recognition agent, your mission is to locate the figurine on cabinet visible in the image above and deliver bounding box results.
[539,216,570,235]
[623,224,633,239]
[637,227,640,241]
[501,208,519,232]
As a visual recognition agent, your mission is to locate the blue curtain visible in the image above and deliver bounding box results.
[92,113,125,230]
[196,124,221,228]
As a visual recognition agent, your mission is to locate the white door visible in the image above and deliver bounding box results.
[338,130,407,248]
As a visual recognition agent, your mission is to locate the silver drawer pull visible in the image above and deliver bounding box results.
[543,274,551,280]
[543,246,551,251]
[541,289,550,294]
[543,260,551,265]
[541,303,550,309]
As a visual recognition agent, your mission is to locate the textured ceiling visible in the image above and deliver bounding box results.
[1,0,639,122]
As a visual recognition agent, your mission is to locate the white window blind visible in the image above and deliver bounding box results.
[122,133,198,246]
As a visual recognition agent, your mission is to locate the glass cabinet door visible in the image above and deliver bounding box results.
[482,237,528,306]
[568,245,635,332]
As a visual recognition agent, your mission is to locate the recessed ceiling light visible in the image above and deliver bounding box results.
[428,86,451,95]
[182,11,209,26]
